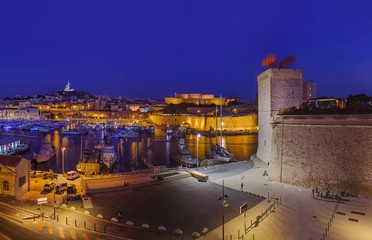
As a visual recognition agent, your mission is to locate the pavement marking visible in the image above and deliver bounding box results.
[37,220,42,231]
[70,230,77,240]
[59,227,65,239]
[82,233,89,240]
[0,232,12,240]
[48,223,53,234]
[27,222,32,227]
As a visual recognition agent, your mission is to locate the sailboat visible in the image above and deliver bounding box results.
[209,95,233,163]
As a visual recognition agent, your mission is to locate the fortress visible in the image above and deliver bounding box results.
[256,68,372,198]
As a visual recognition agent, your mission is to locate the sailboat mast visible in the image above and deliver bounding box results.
[220,95,223,147]
[215,106,218,144]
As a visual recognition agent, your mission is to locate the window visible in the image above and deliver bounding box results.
[19,176,26,187]
[3,181,9,191]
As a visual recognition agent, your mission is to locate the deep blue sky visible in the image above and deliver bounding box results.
[0,1,371,101]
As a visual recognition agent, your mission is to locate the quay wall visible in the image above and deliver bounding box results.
[149,114,258,132]
[269,114,372,198]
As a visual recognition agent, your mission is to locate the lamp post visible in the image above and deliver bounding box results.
[218,179,228,240]
[196,133,201,170]
[62,147,66,174]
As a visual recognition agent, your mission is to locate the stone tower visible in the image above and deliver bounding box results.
[256,68,303,163]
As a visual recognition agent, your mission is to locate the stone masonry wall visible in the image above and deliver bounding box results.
[257,68,303,163]
[269,116,372,198]
[149,114,257,132]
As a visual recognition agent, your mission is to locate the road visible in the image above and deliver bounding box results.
[0,216,54,240]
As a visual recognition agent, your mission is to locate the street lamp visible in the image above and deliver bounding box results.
[196,133,201,170]
[218,179,228,240]
[61,147,66,174]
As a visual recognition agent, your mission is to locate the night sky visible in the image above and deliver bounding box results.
[0,1,371,101]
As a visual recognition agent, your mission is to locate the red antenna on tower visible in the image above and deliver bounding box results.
[262,54,295,69]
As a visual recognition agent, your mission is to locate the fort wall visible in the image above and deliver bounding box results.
[149,114,258,132]
[269,114,372,198]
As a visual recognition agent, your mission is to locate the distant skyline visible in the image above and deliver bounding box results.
[0,1,371,101]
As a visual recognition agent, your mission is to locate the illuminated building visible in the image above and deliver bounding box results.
[303,97,346,109]
[0,155,30,199]
[303,81,316,100]
[64,81,75,92]
[165,93,228,106]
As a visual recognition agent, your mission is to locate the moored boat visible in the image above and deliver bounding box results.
[170,138,198,168]
[34,145,56,163]
[101,146,117,169]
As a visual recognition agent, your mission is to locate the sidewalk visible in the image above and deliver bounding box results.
[200,159,372,240]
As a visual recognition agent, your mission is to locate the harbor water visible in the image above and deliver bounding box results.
[4,128,257,173]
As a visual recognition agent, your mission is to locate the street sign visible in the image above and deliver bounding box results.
[240,202,248,214]
[38,197,47,205]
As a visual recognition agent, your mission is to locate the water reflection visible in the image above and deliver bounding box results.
[5,128,257,173]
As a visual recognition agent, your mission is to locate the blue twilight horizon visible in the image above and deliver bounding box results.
[0,0,371,101]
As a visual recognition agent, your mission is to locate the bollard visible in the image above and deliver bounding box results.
[94,223,96,231]
[66,217,68,225]
[57,215,59,222]
[75,219,77,227]
[84,221,86,229]
[253,233,254,240]
[33,214,35,222]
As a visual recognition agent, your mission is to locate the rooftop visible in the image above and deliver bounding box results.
[0,155,23,167]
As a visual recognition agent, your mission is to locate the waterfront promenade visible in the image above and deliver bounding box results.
[0,159,371,239]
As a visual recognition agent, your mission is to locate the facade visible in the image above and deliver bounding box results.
[303,97,345,109]
[0,155,30,199]
[303,81,317,100]
[165,93,227,106]
[0,108,18,119]
[14,107,40,120]
[256,68,303,163]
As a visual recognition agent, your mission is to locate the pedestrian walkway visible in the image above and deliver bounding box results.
[200,158,372,240]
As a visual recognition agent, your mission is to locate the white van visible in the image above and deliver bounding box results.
[66,171,79,180]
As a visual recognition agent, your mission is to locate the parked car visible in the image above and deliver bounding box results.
[55,182,67,193]
[43,172,58,180]
[66,171,79,180]
[66,184,76,194]
[43,182,55,192]
[30,170,44,178]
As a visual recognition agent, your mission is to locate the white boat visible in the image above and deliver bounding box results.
[210,144,233,162]
[147,125,155,133]
[101,146,117,169]
[61,129,81,135]
[170,138,198,167]
[209,96,233,163]
[34,145,56,163]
